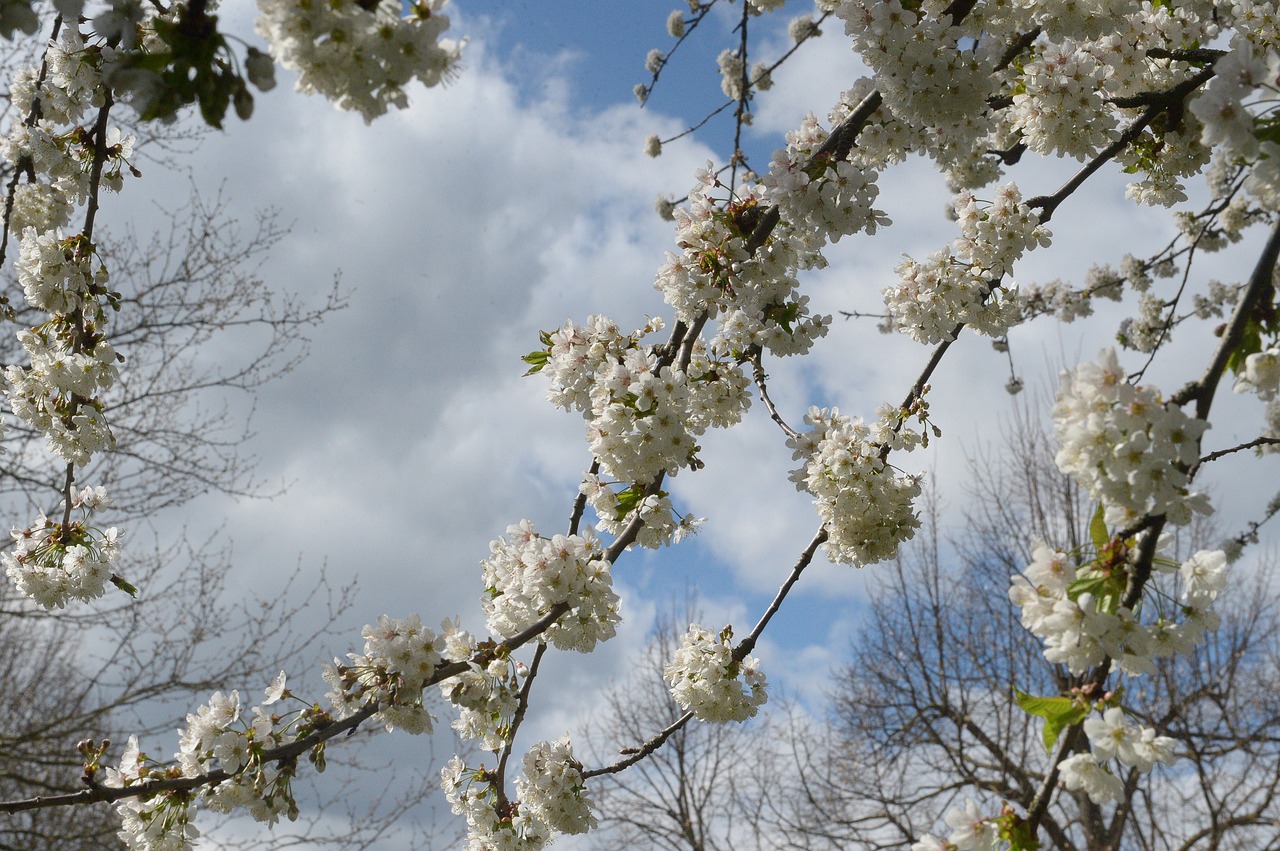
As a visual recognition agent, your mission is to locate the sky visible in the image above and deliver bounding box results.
[62,0,1280,847]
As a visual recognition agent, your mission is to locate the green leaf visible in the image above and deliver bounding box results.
[614,485,657,521]
[521,349,549,375]
[765,300,802,334]
[1014,689,1089,753]
[1002,818,1041,851]
[1089,502,1109,550]
[1256,116,1280,147]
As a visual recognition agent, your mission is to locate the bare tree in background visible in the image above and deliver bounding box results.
[759,404,1280,850]
[587,596,770,851]
[0,179,354,846]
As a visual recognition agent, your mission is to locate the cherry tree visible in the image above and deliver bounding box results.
[760,416,1280,849]
[0,0,1279,850]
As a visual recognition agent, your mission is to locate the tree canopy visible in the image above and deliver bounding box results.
[1,1,1279,849]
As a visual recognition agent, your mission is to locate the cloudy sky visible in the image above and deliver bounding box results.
[72,0,1280,846]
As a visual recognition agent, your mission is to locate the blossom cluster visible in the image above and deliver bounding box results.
[836,0,994,137]
[1059,707,1177,805]
[1008,537,1221,801]
[787,404,924,566]
[654,163,838,357]
[579,472,703,550]
[323,613,445,733]
[1053,349,1210,529]
[1,26,139,607]
[1190,37,1280,203]
[107,674,301,850]
[2,36,133,457]
[104,607,490,850]
[532,314,750,486]
[3,486,120,608]
[884,183,1051,345]
[480,521,620,653]
[822,0,1260,210]
[665,624,767,723]
[255,0,464,123]
[1010,540,1226,677]
[441,736,595,851]
[761,111,889,253]
[438,623,525,752]
[1234,347,1280,401]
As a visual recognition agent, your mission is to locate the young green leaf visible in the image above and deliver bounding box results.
[1015,688,1090,753]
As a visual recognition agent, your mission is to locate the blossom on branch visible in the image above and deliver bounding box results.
[665,623,767,723]
[481,521,620,652]
[255,0,464,123]
[787,405,924,566]
[1053,348,1210,528]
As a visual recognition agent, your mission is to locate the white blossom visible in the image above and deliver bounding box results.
[665,624,767,722]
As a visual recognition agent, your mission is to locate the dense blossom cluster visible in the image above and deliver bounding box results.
[441,736,595,851]
[533,314,751,485]
[1,33,134,468]
[1010,537,1222,807]
[1053,349,1210,528]
[481,521,620,652]
[762,112,889,252]
[836,0,993,135]
[255,0,463,123]
[107,675,299,850]
[787,405,924,566]
[439,623,525,751]
[654,163,840,357]
[323,613,444,733]
[0,23,137,610]
[665,624,767,722]
[1009,540,1226,677]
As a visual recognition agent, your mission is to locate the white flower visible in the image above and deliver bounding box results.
[481,521,620,652]
[1053,349,1210,527]
[1234,348,1280,401]
[1084,707,1177,772]
[1180,549,1228,602]
[665,624,767,722]
[325,614,444,733]
[787,406,923,566]
[254,0,464,123]
[262,671,287,705]
[716,49,745,100]
[1059,752,1124,805]
[666,10,685,38]
[516,736,596,836]
[788,15,820,42]
[942,798,999,850]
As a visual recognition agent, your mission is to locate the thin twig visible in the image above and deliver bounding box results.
[748,347,799,440]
